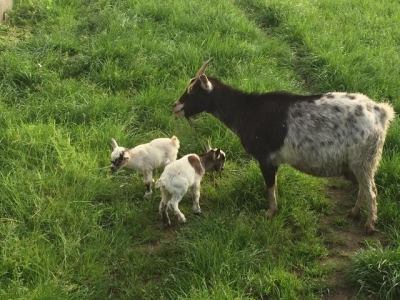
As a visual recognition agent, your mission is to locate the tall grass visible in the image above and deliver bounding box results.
[0,0,399,299]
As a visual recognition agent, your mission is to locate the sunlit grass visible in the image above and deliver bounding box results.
[0,0,399,299]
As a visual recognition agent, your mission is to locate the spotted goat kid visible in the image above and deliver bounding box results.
[172,59,395,234]
[156,141,225,226]
[110,136,180,198]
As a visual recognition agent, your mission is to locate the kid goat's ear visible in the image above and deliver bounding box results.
[205,140,212,152]
[214,149,221,159]
[110,138,118,149]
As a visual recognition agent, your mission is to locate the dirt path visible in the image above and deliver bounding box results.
[319,179,387,300]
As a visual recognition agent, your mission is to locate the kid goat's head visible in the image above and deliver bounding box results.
[109,138,129,173]
[173,58,215,119]
[204,140,226,172]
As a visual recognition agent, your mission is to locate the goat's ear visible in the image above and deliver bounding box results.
[214,149,221,159]
[205,140,212,152]
[110,138,118,149]
[123,150,129,159]
[199,74,213,92]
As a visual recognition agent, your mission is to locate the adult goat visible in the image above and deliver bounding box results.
[172,59,394,234]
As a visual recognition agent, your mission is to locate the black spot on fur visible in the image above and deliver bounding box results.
[291,110,303,118]
[326,93,335,99]
[327,140,334,145]
[320,141,326,147]
[374,106,380,112]
[333,124,339,130]
[347,114,357,126]
[355,105,364,117]
[332,106,342,113]
[346,94,356,100]
[381,109,387,120]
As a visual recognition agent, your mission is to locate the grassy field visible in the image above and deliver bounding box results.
[0,0,399,299]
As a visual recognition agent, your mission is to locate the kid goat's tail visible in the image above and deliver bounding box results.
[171,135,180,149]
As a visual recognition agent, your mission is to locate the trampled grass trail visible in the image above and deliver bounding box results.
[0,0,399,299]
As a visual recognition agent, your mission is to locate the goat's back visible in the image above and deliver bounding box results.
[131,137,179,170]
[274,93,394,176]
[156,154,198,192]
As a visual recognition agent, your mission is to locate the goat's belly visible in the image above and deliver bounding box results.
[272,146,346,177]
[290,163,343,177]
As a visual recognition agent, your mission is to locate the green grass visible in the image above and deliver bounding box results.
[0,0,399,299]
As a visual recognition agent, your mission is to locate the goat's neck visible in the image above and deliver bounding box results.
[199,154,214,173]
[211,87,255,134]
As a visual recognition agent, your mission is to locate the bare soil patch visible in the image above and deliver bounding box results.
[319,179,387,300]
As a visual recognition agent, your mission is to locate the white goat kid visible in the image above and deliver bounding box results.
[156,141,226,226]
[110,136,180,198]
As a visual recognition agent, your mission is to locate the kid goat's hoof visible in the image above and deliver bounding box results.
[194,210,202,216]
[266,209,277,219]
[144,191,153,198]
[364,223,376,235]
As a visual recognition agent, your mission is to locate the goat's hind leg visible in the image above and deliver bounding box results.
[351,171,378,234]
[168,193,186,224]
[159,187,171,227]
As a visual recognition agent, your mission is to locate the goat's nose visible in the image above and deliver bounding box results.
[110,166,116,172]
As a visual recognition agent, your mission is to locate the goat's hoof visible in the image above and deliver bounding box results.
[348,208,361,220]
[179,217,187,224]
[266,209,277,219]
[162,220,171,228]
[194,210,202,216]
[364,223,376,235]
[144,191,153,198]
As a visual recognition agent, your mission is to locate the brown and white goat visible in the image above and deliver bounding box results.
[172,59,395,234]
[156,141,225,226]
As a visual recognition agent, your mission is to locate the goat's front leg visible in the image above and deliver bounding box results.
[258,160,278,219]
[142,169,154,198]
[191,183,201,215]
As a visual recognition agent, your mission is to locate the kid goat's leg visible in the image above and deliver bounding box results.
[159,187,171,227]
[142,169,154,198]
[168,193,186,223]
[259,160,279,219]
[191,183,201,215]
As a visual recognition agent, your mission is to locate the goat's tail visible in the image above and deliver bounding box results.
[155,178,165,188]
[378,102,395,130]
[171,135,180,149]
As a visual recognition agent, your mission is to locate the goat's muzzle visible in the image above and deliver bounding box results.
[172,101,185,116]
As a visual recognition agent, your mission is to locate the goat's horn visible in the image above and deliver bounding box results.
[195,57,213,78]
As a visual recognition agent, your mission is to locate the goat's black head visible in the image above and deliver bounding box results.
[173,58,215,119]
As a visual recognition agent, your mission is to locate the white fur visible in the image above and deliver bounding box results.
[156,145,225,226]
[110,136,180,198]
